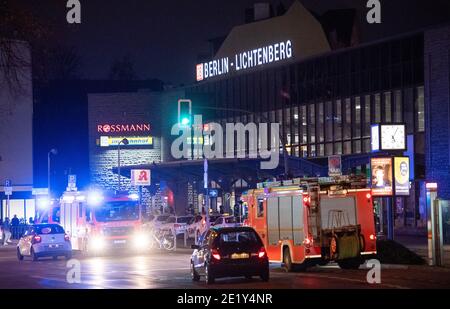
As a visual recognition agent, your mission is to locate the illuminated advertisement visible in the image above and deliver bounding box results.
[196,40,293,81]
[394,157,410,196]
[328,155,342,176]
[99,136,153,147]
[371,157,393,196]
[97,123,151,134]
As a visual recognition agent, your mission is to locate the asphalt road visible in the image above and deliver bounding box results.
[1,245,450,289]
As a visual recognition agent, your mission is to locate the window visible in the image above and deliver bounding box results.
[257,199,264,217]
[309,104,316,143]
[394,90,403,123]
[344,141,351,154]
[363,95,371,137]
[317,102,324,142]
[416,86,424,132]
[384,92,392,123]
[300,105,307,144]
[354,97,361,138]
[334,100,342,140]
[334,142,342,155]
[343,98,351,139]
[374,94,381,123]
[325,101,333,141]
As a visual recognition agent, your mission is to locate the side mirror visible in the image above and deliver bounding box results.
[191,244,200,250]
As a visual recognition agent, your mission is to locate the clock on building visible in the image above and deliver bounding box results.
[371,124,406,151]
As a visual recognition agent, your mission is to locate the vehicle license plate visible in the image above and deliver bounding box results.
[231,253,249,259]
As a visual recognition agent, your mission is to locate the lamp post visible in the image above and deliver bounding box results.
[117,138,129,191]
[47,148,58,197]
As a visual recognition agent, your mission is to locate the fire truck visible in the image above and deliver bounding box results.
[44,190,149,254]
[241,175,377,271]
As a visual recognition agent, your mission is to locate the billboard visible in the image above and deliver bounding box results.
[99,136,153,147]
[394,157,410,196]
[371,157,393,196]
[328,155,342,176]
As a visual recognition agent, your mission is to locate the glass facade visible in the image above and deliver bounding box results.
[188,33,425,159]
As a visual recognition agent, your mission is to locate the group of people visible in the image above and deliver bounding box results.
[1,215,35,246]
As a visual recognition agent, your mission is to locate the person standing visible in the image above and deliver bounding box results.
[2,218,12,246]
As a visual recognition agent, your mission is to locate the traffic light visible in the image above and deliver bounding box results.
[178,99,192,126]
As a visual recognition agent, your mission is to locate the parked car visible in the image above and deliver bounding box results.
[159,215,193,236]
[191,214,222,242]
[187,215,203,238]
[190,226,269,284]
[212,215,241,228]
[152,214,172,230]
[17,224,72,261]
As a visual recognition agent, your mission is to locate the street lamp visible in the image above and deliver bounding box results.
[117,138,129,191]
[47,148,58,197]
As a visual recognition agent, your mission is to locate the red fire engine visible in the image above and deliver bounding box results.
[241,175,377,271]
[44,190,149,253]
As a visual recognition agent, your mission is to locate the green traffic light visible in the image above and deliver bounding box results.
[181,117,190,125]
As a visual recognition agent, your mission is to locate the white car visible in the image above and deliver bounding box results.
[17,224,72,261]
[212,215,241,228]
[152,214,172,230]
[189,214,222,241]
[159,215,193,236]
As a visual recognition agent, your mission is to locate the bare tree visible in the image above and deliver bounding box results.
[108,55,138,80]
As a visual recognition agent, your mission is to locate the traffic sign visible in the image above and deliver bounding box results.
[209,189,218,198]
[4,186,12,196]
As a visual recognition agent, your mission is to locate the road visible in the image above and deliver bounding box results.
[1,245,450,289]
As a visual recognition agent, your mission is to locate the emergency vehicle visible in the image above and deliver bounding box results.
[45,190,149,253]
[241,175,377,271]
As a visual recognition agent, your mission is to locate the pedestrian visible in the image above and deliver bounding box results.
[29,217,34,225]
[2,218,12,246]
[11,214,19,227]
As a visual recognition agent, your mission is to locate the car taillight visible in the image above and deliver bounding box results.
[369,234,376,241]
[174,224,181,228]
[33,235,42,244]
[64,234,70,241]
[211,249,221,260]
[258,247,266,258]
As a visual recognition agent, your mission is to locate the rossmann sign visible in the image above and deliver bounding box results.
[97,123,151,134]
[196,40,293,81]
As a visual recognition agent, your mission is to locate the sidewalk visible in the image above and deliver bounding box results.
[395,234,450,266]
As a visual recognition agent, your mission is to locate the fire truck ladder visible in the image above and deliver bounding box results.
[306,184,321,243]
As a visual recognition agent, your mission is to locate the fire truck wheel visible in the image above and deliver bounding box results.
[337,258,362,270]
[205,264,215,284]
[191,262,200,282]
[359,235,365,252]
[283,247,293,272]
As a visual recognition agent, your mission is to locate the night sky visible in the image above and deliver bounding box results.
[17,0,450,85]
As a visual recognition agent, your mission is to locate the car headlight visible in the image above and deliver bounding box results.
[133,234,150,249]
[90,236,105,251]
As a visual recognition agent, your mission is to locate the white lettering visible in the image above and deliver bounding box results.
[279,42,286,59]
[268,45,274,62]
[286,40,292,58]
[274,43,280,61]
[66,0,81,24]
[366,0,381,24]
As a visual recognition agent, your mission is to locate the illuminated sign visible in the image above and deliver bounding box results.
[196,40,293,81]
[328,155,342,177]
[371,157,393,196]
[394,157,410,196]
[131,169,151,186]
[97,124,151,134]
[99,136,153,147]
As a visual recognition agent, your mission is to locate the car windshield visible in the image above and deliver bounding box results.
[157,215,170,222]
[177,217,192,223]
[94,201,139,222]
[216,230,261,246]
[34,225,65,235]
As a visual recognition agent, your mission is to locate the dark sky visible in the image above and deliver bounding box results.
[18,0,450,85]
